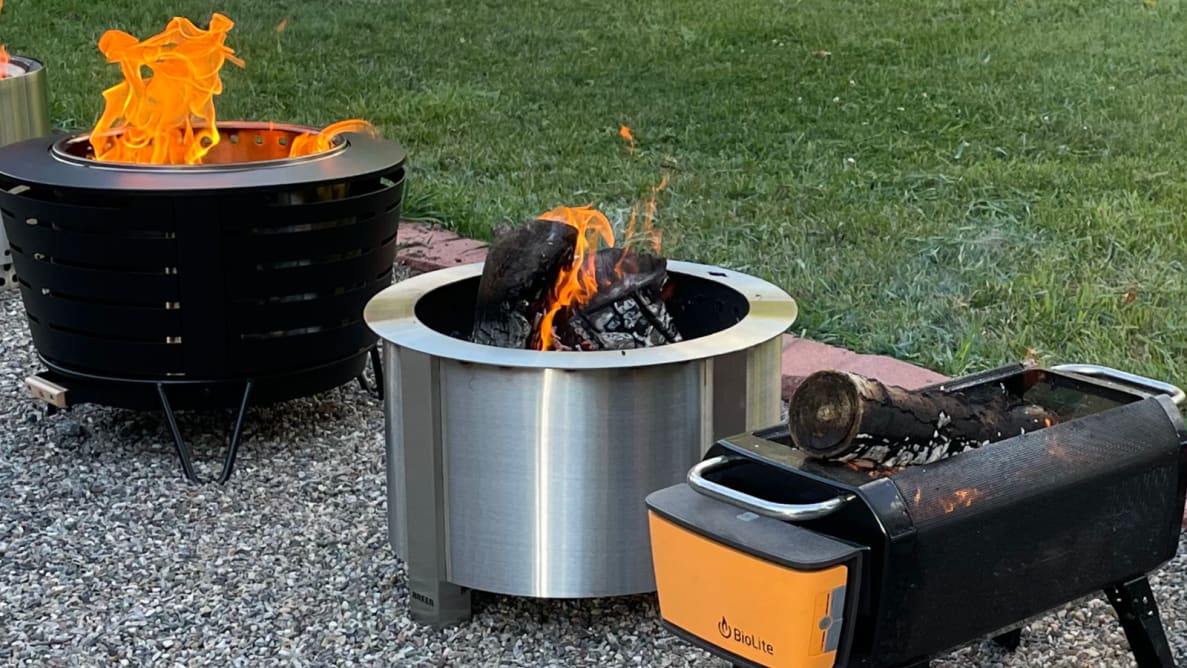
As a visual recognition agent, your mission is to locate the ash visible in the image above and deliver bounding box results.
[0,263,1183,667]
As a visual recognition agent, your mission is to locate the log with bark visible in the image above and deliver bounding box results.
[470,222,682,351]
[787,370,1057,468]
[471,219,577,348]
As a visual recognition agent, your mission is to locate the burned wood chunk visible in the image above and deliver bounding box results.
[788,370,1056,469]
[562,248,682,350]
[471,219,577,348]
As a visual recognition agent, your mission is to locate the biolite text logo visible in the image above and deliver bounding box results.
[715,616,775,656]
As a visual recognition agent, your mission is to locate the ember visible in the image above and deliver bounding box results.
[0,0,9,79]
[88,13,374,165]
[938,487,983,513]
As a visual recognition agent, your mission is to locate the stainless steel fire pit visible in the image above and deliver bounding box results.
[0,55,50,289]
[364,260,796,625]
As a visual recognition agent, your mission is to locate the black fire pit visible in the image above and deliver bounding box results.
[0,122,406,482]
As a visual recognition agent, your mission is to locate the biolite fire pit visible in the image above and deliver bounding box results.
[364,260,797,625]
[0,122,406,482]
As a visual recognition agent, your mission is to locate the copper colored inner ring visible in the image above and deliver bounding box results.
[51,122,348,169]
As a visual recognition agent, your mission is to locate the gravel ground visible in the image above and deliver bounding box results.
[1,271,1184,668]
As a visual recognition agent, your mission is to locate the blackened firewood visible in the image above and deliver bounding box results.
[561,248,682,350]
[471,219,577,348]
[788,370,1056,468]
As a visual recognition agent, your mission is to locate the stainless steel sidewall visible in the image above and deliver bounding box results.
[385,335,784,598]
[0,64,50,147]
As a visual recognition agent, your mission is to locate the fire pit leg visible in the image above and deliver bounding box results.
[1103,575,1175,668]
[355,345,384,400]
[156,381,254,484]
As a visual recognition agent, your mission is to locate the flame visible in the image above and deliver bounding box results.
[939,487,983,513]
[288,119,377,156]
[532,205,615,350]
[0,0,9,81]
[531,173,670,351]
[88,13,375,165]
[619,125,635,155]
[276,17,289,33]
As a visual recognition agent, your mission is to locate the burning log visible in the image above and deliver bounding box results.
[471,219,578,348]
[470,210,683,351]
[788,370,1056,468]
[563,248,682,350]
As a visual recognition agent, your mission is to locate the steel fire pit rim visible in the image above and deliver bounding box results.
[0,55,43,81]
[0,122,406,192]
[364,260,797,370]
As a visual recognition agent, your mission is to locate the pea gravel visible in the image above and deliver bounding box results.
[1,271,1184,668]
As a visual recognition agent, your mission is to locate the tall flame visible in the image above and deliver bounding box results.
[532,205,615,351]
[89,13,376,165]
[0,0,9,80]
[91,14,244,165]
[531,174,669,350]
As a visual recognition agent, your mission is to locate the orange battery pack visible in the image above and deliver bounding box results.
[647,483,864,668]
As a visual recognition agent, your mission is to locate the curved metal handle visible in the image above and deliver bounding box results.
[1053,364,1185,407]
[686,455,852,522]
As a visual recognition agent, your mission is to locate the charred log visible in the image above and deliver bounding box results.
[558,248,682,350]
[788,370,1056,468]
[471,219,577,348]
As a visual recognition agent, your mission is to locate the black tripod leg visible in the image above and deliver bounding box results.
[991,629,1023,651]
[216,380,254,484]
[157,383,199,483]
[370,345,384,400]
[1103,575,1175,668]
[355,346,385,400]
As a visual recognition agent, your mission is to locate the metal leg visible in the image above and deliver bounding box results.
[216,381,254,484]
[1103,575,1175,668]
[991,628,1023,651]
[157,383,199,483]
[156,381,254,484]
[407,576,472,627]
[356,346,384,400]
[370,345,384,400]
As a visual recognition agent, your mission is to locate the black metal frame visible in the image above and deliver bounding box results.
[33,344,384,483]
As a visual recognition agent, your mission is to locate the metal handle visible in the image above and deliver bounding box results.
[686,455,852,522]
[1053,364,1185,407]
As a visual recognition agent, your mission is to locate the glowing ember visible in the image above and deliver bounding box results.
[532,175,669,351]
[619,125,635,155]
[89,13,375,165]
[0,0,9,80]
[939,487,983,513]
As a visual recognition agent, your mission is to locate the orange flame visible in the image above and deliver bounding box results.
[288,119,377,156]
[939,488,983,513]
[276,17,289,33]
[0,0,9,81]
[90,14,245,165]
[619,125,635,155]
[532,205,615,350]
[89,13,375,165]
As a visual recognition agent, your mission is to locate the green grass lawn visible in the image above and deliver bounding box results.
[4,0,1186,380]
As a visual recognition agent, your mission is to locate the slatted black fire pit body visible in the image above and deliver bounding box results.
[0,123,406,482]
[647,364,1186,668]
